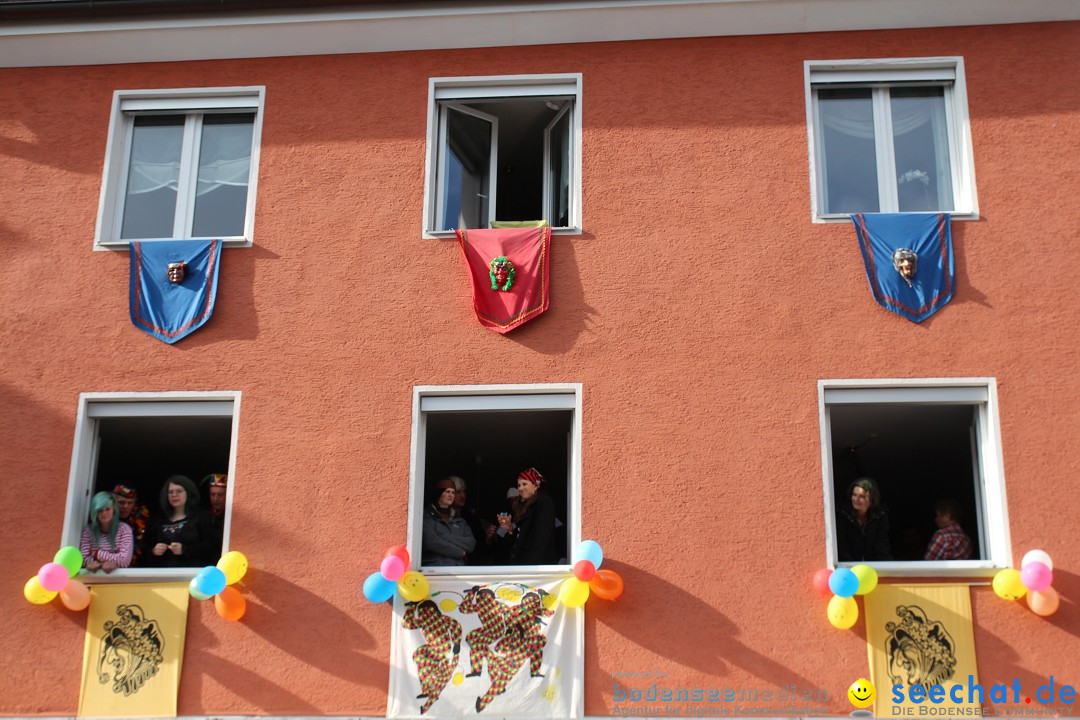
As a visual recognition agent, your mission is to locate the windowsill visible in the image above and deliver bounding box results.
[421,564,572,577]
[76,567,203,584]
[424,226,581,240]
[837,560,1003,578]
[813,211,979,224]
[93,237,253,251]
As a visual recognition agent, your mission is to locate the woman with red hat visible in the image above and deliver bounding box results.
[507,468,558,565]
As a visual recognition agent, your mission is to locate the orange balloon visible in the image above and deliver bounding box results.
[214,586,247,621]
[60,579,91,611]
[1026,587,1060,617]
[589,569,624,600]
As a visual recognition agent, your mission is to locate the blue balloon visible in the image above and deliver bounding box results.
[576,540,604,570]
[829,568,859,598]
[363,571,397,603]
[195,566,227,597]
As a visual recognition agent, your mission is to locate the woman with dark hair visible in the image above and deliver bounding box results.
[147,475,215,567]
[505,468,558,565]
[836,477,892,561]
[421,477,476,566]
[80,491,134,571]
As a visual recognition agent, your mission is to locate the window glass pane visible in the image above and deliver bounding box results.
[192,114,254,238]
[121,115,184,239]
[891,87,954,212]
[818,89,879,214]
[440,107,491,230]
[547,107,571,228]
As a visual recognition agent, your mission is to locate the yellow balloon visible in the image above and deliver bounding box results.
[542,592,559,611]
[398,571,430,602]
[851,564,878,595]
[217,551,249,585]
[827,595,859,629]
[439,599,457,613]
[558,577,590,608]
[992,569,1027,601]
[24,576,58,605]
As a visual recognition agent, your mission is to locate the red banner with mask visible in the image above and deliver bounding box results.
[456,226,551,334]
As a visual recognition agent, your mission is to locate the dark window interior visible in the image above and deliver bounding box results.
[829,403,983,561]
[424,409,572,566]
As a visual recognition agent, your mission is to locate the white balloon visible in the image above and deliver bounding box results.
[1021,549,1053,572]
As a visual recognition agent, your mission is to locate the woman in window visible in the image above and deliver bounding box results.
[422,477,476,566]
[80,491,134,572]
[147,475,215,567]
[505,468,558,565]
[836,477,892,561]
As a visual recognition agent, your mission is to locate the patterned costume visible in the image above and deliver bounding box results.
[113,485,150,566]
[403,601,462,715]
[460,588,509,677]
[924,522,972,560]
[475,592,554,712]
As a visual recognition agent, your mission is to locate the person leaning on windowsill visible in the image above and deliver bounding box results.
[836,477,892,562]
[422,478,477,567]
[81,491,134,572]
[146,474,217,568]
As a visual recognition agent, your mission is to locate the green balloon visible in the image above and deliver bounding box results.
[54,546,83,576]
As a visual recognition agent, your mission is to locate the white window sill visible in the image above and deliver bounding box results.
[76,567,202,584]
[813,211,979,224]
[421,564,572,577]
[424,226,581,240]
[837,560,1003,578]
[93,236,253,251]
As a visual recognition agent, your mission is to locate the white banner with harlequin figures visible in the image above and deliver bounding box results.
[387,575,583,718]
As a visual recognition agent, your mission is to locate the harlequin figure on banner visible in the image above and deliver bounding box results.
[460,587,509,679]
[113,484,151,566]
[475,588,555,712]
[403,600,462,715]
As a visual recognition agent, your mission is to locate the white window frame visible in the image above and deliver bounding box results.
[409,383,582,578]
[804,58,978,223]
[93,86,266,250]
[818,378,1011,577]
[60,391,241,583]
[422,74,583,239]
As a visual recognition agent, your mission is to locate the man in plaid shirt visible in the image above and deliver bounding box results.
[924,499,973,560]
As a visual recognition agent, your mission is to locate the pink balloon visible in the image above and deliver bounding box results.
[380,555,406,581]
[38,562,71,592]
[812,568,832,597]
[1020,561,1052,593]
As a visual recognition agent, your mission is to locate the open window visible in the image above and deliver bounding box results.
[423,74,581,236]
[804,58,978,221]
[409,385,581,575]
[819,379,1010,575]
[61,392,240,582]
[94,87,265,249]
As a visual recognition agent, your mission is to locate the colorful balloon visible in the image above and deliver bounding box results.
[363,571,397,603]
[195,566,227,597]
[829,568,859,598]
[992,569,1027,601]
[398,571,430,603]
[24,576,57,605]
[558,577,590,607]
[573,560,596,582]
[589,569,624,601]
[1026,587,1060,617]
[217,551,249,585]
[380,555,406,582]
[1020,561,1052,593]
[1021,549,1053,572]
[189,577,213,601]
[214,586,247,621]
[385,545,411,568]
[54,546,84,577]
[59,579,91,611]
[812,568,832,597]
[851,565,879,595]
[827,595,859,629]
[38,562,71,592]
[576,540,604,570]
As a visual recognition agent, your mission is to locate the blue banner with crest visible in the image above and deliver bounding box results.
[129,239,222,344]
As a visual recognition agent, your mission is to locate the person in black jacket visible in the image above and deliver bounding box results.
[836,477,892,562]
[147,474,217,567]
[506,468,558,565]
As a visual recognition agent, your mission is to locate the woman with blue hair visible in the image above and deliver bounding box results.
[80,491,134,571]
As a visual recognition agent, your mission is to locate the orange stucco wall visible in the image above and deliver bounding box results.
[1,20,1078,716]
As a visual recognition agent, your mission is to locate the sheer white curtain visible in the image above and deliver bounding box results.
[127,120,251,198]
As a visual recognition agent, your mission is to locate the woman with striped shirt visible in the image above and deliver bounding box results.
[80,491,134,571]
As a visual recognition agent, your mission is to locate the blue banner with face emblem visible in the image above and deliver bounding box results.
[852,213,954,323]
[129,240,222,344]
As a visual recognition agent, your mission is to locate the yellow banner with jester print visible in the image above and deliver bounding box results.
[78,583,189,718]
[387,575,583,718]
[864,584,979,717]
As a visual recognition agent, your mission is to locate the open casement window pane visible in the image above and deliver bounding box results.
[437,104,496,231]
[120,116,184,239]
[817,89,880,214]
[192,114,254,238]
[892,87,954,212]
[544,102,572,228]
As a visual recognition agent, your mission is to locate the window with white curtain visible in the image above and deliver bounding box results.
[804,59,978,222]
[95,88,265,249]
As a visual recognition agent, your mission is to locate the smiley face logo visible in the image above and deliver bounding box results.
[848,678,876,709]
